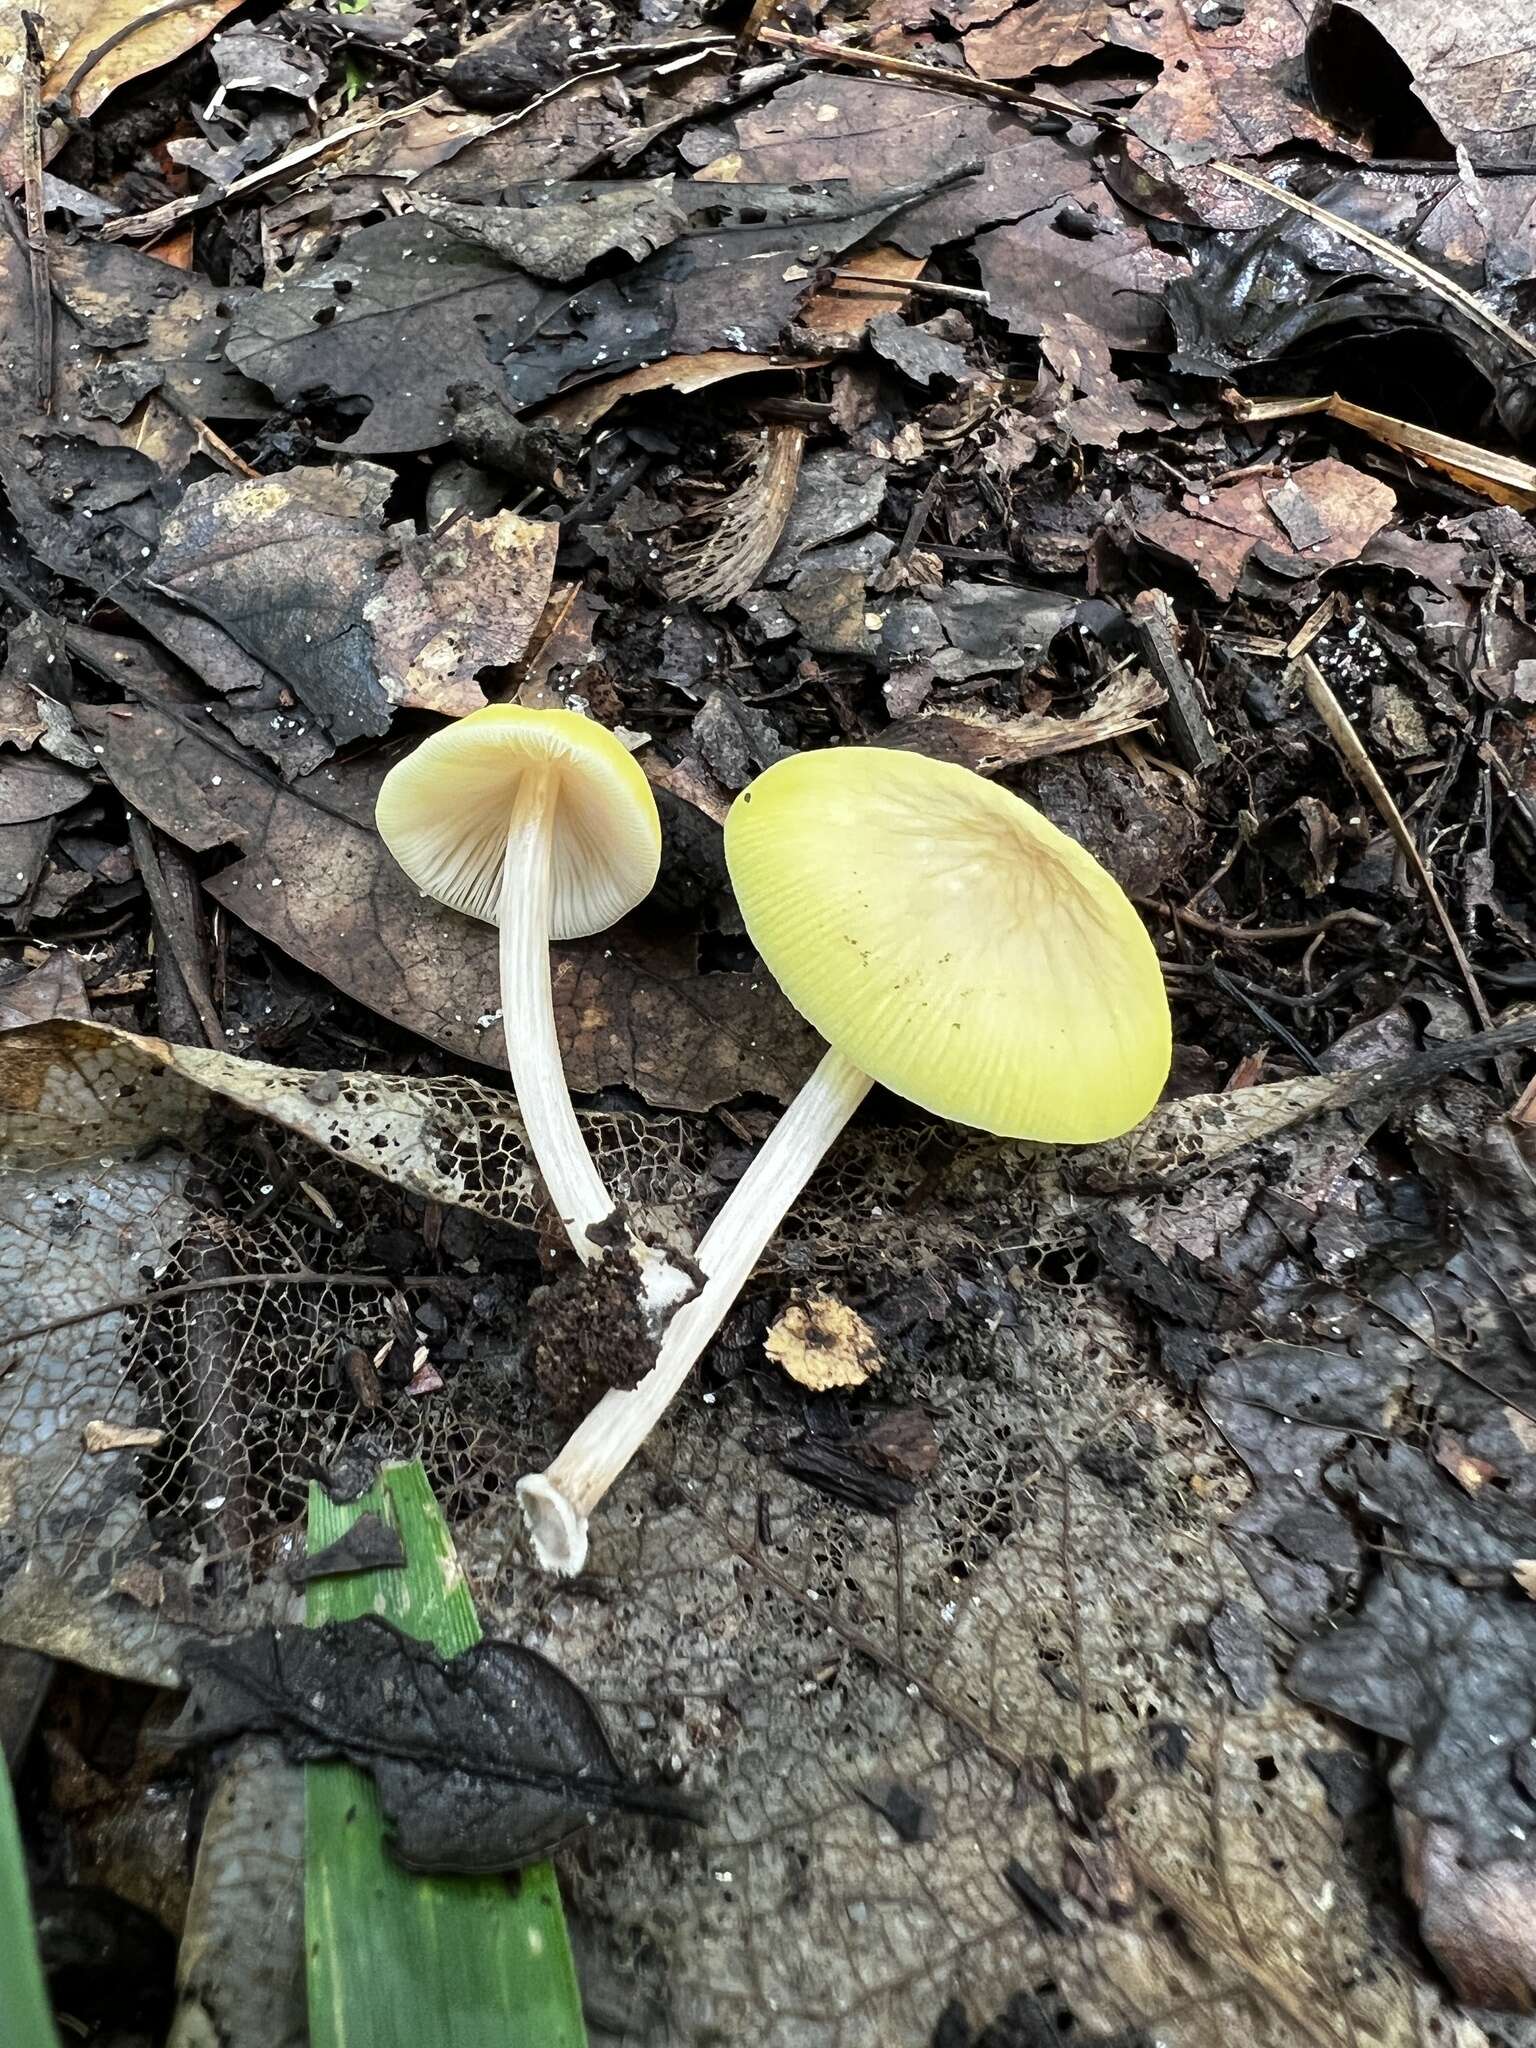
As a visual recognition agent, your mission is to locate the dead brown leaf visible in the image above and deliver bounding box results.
[958,0,1348,161]
[1133,458,1398,601]
[366,511,559,718]
[796,247,928,350]
[698,75,1097,255]
[0,0,243,184]
[96,704,818,1111]
[974,193,1191,354]
[1122,0,1350,165]
[0,953,92,1031]
[1036,313,1167,448]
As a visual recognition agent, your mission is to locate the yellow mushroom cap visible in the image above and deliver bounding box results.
[724,747,1171,1142]
[376,706,660,941]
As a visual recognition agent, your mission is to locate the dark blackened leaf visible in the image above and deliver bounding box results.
[228,178,973,454]
[289,1514,405,1584]
[167,1617,698,1872]
[412,181,691,283]
[778,1438,919,1514]
[1288,1568,1536,1864]
[1002,1859,1071,1935]
[226,218,555,456]
[868,312,970,387]
[1304,1749,1385,1822]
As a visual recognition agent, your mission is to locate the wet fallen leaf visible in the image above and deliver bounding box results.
[0,0,244,185]
[1132,457,1398,600]
[411,180,692,283]
[699,75,1097,254]
[149,469,557,739]
[229,180,951,454]
[975,192,1191,354]
[165,1618,666,1871]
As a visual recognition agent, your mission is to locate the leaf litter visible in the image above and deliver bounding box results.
[1,0,1535,2041]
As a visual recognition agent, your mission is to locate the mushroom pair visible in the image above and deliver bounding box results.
[377,711,1168,1574]
[514,743,1170,1572]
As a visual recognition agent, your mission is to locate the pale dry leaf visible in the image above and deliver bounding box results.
[536,352,801,437]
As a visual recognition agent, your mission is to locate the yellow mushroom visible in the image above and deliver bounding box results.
[518,744,1170,1573]
[376,706,660,1262]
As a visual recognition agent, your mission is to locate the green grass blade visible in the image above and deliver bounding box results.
[0,1757,60,2048]
[305,1463,587,2048]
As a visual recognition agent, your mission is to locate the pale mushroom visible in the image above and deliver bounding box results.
[376,706,660,1262]
[518,744,1171,1572]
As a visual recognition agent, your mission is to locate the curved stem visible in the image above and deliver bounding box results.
[499,767,613,1263]
[518,1048,874,1572]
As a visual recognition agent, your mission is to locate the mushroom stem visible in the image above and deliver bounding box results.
[499,764,613,1263]
[516,1046,873,1573]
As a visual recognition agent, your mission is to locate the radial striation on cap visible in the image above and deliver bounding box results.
[724,747,1170,1142]
[376,705,660,941]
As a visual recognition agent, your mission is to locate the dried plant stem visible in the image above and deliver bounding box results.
[518,1047,873,1573]
[497,768,612,1261]
[1289,653,1497,1043]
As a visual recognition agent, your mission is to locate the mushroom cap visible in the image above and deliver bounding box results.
[724,747,1170,1142]
[376,706,660,942]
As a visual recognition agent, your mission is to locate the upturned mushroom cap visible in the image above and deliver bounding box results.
[724,747,1170,1143]
[376,706,660,941]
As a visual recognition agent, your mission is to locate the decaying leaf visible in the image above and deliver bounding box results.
[975,194,1191,355]
[411,181,692,283]
[166,1618,668,1871]
[1309,0,1536,166]
[699,76,1095,256]
[225,217,553,456]
[0,0,243,185]
[1132,457,1398,600]
[150,469,558,737]
[228,179,961,454]
[766,1297,882,1391]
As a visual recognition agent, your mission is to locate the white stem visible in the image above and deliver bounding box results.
[499,766,613,1263]
[517,1047,874,1573]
